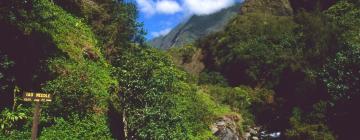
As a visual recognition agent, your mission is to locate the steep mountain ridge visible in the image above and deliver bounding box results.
[149,4,241,50]
[150,0,295,50]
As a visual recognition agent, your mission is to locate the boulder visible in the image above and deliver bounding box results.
[212,114,242,140]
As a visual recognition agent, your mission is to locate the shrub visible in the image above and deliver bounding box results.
[285,108,335,140]
[199,71,228,86]
[0,105,31,135]
[113,46,234,139]
[40,114,112,139]
[43,58,116,117]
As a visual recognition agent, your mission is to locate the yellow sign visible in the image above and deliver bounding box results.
[35,93,50,98]
[22,92,52,102]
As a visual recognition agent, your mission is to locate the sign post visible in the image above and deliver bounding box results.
[31,102,40,140]
[23,92,52,140]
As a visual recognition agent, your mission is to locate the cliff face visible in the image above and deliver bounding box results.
[149,4,241,50]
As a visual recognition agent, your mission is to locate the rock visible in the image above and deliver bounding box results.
[249,128,257,135]
[214,127,239,140]
[253,127,261,131]
[212,115,242,140]
[244,132,251,140]
[210,124,219,134]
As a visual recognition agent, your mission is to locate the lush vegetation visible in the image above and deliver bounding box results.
[174,0,358,139]
[0,0,240,139]
[0,0,359,140]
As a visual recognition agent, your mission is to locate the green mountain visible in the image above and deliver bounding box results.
[240,0,293,15]
[149,0,295,50]
[2,0,359,139]
[167,0,360,139]
[149,4,241,50]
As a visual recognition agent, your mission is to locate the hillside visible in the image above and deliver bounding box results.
[149,4,241,50]
[150,0,296,50]
[240,0,293,15]
[1,0,359,140]
[168,0,360,139]
[0,0,244,139]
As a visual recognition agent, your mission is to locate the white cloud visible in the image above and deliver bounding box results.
[136,0,182,16]
[156,0,182,14]
[183,0,236,15]
[151,28,172,37]
[136,0,237,17]
[136,0,156,16]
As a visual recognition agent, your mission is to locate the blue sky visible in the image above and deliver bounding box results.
[135,0,243,40]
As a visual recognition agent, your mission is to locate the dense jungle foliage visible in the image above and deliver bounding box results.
[0,0,359,140]
[187,0,359,139]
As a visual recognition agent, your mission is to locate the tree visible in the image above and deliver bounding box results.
[199,12,300,88]
[113,46,219,139]
[320,1,360,139]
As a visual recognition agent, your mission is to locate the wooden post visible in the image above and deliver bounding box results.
[31,101,41,140]
[23,92,51,140]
